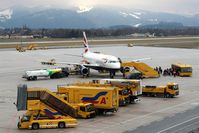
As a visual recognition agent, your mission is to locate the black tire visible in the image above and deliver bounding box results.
[90,113,96,118]
[58,122,65,128]
[32,123,39,130]
[51,72,63,79]
[17,122,20,128]
[86,115,90,119]
[64,72,69,77]
[50,73,57,79]
[170,95,174,98]
[110,72,114,79]
[153,93,157,97]
[166,93,170,98]
[30,77,33,80]
[33,76,37,80]
[50,75,54,79]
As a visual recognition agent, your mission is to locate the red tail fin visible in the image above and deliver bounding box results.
[83,32,89,53]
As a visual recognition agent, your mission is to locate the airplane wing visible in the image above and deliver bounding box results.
[121,57,151,62]
[132,58,152,62]
[54,61,100,67]
[64,54,82,57]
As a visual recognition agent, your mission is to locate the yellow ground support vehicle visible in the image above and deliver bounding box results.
[57,85,119,114]
[98,79,142,103]
[16,45,26,52]
[27,88,96,119]
[16,84,96,129]
[16,44,47,52]
[70,82,129,106]
[171,63,192,77]
[142,83,179,98]
[18,101,77,129]
[118,88,130,106]
[72,79,142,106]
[121,61,159,78]
[56,94,96,118]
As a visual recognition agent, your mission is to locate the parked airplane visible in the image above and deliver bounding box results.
[61,32,122,78]
[45,32,150,78]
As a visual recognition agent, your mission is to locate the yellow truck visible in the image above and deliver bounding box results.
[171,63,192,77]
[70,82,129,106]
[142,82,179,98]
[65,79,141,106]
[18,100,77,129]
[92,79,142,104]
[16,44,47,52]
[57,85,119,114]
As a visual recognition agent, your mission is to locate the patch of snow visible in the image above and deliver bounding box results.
[129,13,140,19]
[77,5,93,13]
[120,12,128,17]
[133,12,142,16]
[120,11,141,19]
[0,9,13,22]
[134,23,142,27]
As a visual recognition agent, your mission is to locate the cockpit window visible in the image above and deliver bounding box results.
[108,61,119,63]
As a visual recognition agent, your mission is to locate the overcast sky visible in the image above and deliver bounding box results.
[1,0,199,15]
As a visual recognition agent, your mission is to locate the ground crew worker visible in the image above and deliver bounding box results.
[172,70,175,77]
[158,66,162,74]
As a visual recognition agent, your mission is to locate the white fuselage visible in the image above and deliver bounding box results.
[82,51,121,70]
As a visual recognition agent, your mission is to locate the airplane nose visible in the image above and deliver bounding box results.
[117,63,121,68]
[113,63,121,69]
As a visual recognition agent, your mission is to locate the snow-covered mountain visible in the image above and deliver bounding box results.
[0,9,13,22]
[0,6,198,29]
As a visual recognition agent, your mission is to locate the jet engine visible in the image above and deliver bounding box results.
[123,67,131,73]
[80,66,89,76]
[120,66,131,73]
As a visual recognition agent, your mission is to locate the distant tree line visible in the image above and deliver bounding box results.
[0,26,199,38]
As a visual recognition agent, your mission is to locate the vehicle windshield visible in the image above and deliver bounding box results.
[21,115,31,122]
[181,67,192,72]
[119,89,129,95]
[86,105,95,112]
[168,85,179,90]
